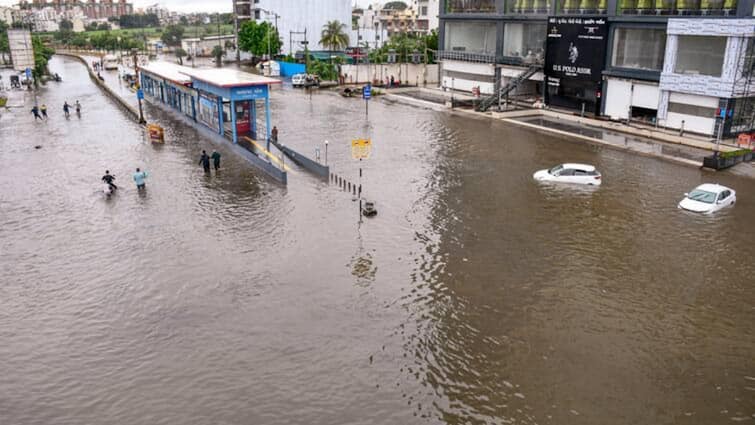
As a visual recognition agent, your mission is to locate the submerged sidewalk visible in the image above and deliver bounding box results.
[387,87,753,172]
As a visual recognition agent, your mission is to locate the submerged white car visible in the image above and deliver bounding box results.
[678,184,736,214]
[533,163,602,186]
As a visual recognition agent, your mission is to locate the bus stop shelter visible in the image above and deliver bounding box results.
[180,67,281,148]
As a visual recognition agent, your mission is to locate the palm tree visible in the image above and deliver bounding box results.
[320,20,350,52]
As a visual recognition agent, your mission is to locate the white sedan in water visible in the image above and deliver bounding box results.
[533,163,602,186]
[678,183,736,214]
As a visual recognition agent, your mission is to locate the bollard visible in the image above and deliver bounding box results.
[353,185,356,195]
[359,185,362,197]
[348,182,351,191]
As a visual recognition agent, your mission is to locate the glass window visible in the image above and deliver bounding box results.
[557,0,607,13]
[445,0,496,13]
[444,21,497,55]
[674,35,726,77]
[611,28,666,71]
[503,23,546,62]
[509,0,552,13]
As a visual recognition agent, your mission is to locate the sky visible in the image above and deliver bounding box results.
[0,0,375,13]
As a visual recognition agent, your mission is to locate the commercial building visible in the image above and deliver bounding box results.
[438,0,755,136]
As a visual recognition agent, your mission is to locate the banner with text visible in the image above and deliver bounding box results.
[545,17,608,83]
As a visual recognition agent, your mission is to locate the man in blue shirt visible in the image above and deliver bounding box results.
[133,167,148,190]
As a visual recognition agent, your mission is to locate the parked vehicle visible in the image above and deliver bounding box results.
[678,184,736,214]
[103,55,119,70]
[533,163,602,186]
[292,73,319,88]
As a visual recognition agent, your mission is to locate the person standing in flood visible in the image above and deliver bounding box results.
[199,150,211,173]
[271,126,278,143]
[40,104,48,119]
[133,167,148,190]
[30,105,42,121]
[211,151,221,171]
[63,101,70,118]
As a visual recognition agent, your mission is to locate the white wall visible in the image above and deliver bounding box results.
[341,63,439,84]
[604,79,660,120]
[664,92,717,135]
[257,0,352,54]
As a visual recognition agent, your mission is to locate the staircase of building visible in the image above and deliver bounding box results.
[476,64,542,112]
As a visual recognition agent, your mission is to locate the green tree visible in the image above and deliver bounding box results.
[308,60,338,81]
[175,47,187,65]
[211,45,224,66]
[320,20,349,51]
[59,19,73,31]
[384,1,408,10]
[98,22,111,31]
[161,24,184,47]
[32,36,55,80]
[0,20,9,65]
[237,20,281,58]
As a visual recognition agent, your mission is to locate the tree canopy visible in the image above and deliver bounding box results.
[384,1,408,10]
[118,14,159,29]
[237,20,281,58]
[59,19,73,31]
[320,20,349,51]
[160,24,184,47]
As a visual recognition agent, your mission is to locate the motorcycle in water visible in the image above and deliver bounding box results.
[103,183,116,197]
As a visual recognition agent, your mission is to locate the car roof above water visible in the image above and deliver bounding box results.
[695,183,732,194]
[562,163,597,172]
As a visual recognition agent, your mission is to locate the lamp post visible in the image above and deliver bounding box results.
[132,48,145,124]
[324,140,329,166]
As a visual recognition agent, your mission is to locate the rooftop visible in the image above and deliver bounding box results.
[140,62,281,88]
[179,67,281,88]
[140,61,193,86]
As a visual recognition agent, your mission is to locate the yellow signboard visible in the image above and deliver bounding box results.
[351,139,371,159]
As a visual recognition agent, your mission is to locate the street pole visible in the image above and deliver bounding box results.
[358,158,363,224]
[325,140,328,165]
[133,48,145,124]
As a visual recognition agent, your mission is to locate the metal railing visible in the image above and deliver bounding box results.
[437,50,496,64]
[477,64,542,112]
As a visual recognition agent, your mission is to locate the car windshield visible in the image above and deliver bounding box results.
[548,165,563,175]
[687,189,717,204]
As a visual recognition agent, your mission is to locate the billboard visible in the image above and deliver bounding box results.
[8,29,35,72]
[545,17,608,83]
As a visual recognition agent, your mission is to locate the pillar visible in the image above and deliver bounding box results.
[251,99,257,140]
[231,100,238,144]
[217,96,224,135]
[265,96,271,151]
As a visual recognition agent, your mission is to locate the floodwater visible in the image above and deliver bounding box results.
[1,56,753,425]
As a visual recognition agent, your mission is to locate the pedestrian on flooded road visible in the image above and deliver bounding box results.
[199,150,211,173]
[75,100,81,116]
[40,104,48,119]
[133,167,148,190]
[211,151,221,171]
[63,102,70,118]
[271,126,278,143]
[30,105,42,121]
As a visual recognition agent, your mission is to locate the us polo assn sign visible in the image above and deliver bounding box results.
[545,17,608,82]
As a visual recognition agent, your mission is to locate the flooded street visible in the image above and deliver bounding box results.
[1,56,753,425]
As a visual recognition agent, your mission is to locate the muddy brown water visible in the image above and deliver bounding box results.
[1,56,753,425]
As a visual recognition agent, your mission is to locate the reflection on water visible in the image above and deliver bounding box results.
[0,57,753,425]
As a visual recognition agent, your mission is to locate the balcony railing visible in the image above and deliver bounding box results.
[438,50,496,63]
[558,0,608,13]
[619,0,737,15]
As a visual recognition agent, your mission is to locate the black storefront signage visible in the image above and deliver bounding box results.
[545,17,608,82]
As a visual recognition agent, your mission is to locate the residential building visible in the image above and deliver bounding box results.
[146,3,170,25]
[353,4,389,48]
[244,0,352,55]
[21,0,133,20]
[438,0,755,136]
[415,0,440,33]
[1,6,18,24]
[378,3,420,37]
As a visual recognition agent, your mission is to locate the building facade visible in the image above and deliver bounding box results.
[21,0,133,20]
[438,0,755,136]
